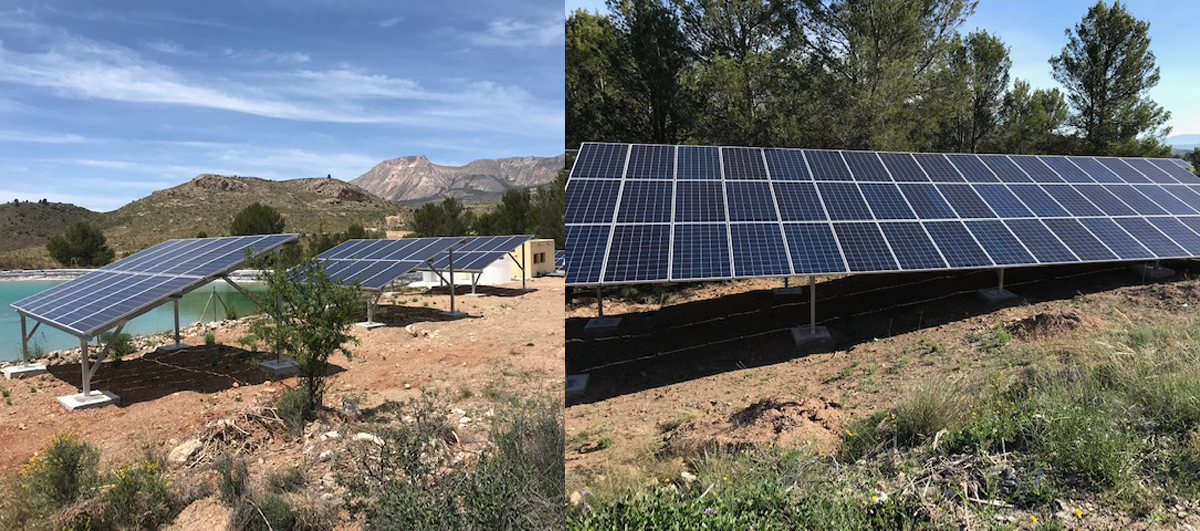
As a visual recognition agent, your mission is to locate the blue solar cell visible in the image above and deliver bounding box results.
[565,225,610,285]
[1161,186,1200,211]
[965,220,1034,265]
[678,146,722,180]
[1039,156,1094,183]
[1074,186,1135,216]
[974,185,1033,217]
[877,152,929,182]
[1133,185,1198,215]
[978,154,1032,183]
[843,151,892,182]
[675,181,727,222]
[783,223,846,274]
[1113,218,1186,258]
[617,181,673,222]
[730,224,791,277]
[1067,157,1123,183]
[625,144,675,179]
[1177,216,1200,239]
[912,153,964,182]
[764,149,811,180]
[1041,185,1103,216]
[818,183,873,220]
[1149,159,1199,183]
[937,184,996,218]
[566,180,621,224]
[924,221,992,268]
[672,224,731,280]
[1004,219,1078,263]
[1096,157,1151,183]
[1043,219,1117,261]
[1104,185,1166,215]
[1076,218,1153,260]
[1008,185,1073,216]
[555,250,565,271]
[945,154,999,182]
[722,147,768,179]
[834,222,898,272]
[1147,217,1200,255]
[604,225,670,282]
[773,182,827,221]
[726,181,778,221]
[879,222,946,270]
[858,184,915,219]
[424,235,533,272]
[897,184,956,219]
[804,150,852,181]
[1124,158,1176,183]
[1010,155,1062,182]
[572,143,627,179]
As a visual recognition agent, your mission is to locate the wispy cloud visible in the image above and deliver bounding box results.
[0,130,87,144]
[221,48,311,64]
[378,16,403,28]
[465,14,565,48]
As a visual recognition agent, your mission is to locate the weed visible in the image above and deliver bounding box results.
[657,410,698,433]
[204,332,216,346]
[214,454,250,506]
[12,432,100,515]
[266,468,306,494]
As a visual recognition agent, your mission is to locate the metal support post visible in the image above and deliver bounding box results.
[809,276,816,335]
[20,313,28,363]
[784,277,789,288]
[173,298,181,346]
[471,273,478,295]
[448,249,456,313]
[997,268,1005,294]
[80,338,90,396]
[597,286,604,318]
[521,243,527,290]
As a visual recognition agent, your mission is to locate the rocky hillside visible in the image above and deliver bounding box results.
[352,154,565,204]
[0,175,405,268]
[0,201,102,254]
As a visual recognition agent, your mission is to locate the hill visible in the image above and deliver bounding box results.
[1168,133,1200,150]
[352,154,565,204]
[0,175,404,269]
[0,201,102,254]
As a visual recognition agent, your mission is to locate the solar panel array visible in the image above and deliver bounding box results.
[422,235,533,271]
[12,235,298,336]
[566,142,1200,285]
[315,237,464,290]
[555,250,566,271]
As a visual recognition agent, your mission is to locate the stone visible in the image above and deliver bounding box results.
[169,438,203,464]
[680,471,697,484]
[352,432,385,446]
[321,431,341,441]
[318,450,334,461]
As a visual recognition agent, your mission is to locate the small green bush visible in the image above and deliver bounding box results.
[98,332,136,362]
[204,332,216,346]
[16,432,100,514]
[215,454,250,506]
[97,459,179,529]
[266,468,306,494]
[277,385,312,435]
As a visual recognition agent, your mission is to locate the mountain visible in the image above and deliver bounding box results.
[352,154,566,204]
[1167,134,1200,151]
[0,175,404,269]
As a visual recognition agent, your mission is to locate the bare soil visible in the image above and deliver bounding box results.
[0,277,563,527]
[564,262,1200,474]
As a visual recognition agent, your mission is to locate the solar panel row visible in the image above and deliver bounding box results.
[555,250,566,271]
[566,143,1200,285]
[315,235,533,290]
[12,235,298,336]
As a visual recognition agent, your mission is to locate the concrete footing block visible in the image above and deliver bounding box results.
[3,363,47,379]
[259,358,300,377]
[58,390,119,411]
[584,317,621,336]
[157,343,194,352]
[355,321,385,330]
[1130,263,1174,279]
[566,374,590,398]
[976,288,1018,304]
[791,326,832,346]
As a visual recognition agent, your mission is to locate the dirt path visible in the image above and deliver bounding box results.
[565,262,1200,476]
[0,277,564,477]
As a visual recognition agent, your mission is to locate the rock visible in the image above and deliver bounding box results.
[680,471,697,484]
[321,493,335,502]
[404,325,418,337]
[401,415,416,424]
[403,383,411,389]
[450,408,466,416]
[353,432,385,446]
[569,491,583,506]
[321,431,341,441]
[318,450,334,461]
[340,398,360,418]
[168,438,203,464]
[459,417,472,426]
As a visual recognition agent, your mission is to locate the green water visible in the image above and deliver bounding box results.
[0,280,263,361]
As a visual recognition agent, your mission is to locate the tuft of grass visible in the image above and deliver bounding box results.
[657,410,698,433]
[266,468,306,494]
[204,332,216,346]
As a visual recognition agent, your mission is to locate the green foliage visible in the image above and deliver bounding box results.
[46,221,115,267]
[266,468,306,494]
[230,202,286,236]
[474,188,531,236]
[938,30,1012,152]
[407,197,474,237]
[98,331,136,361]
[277,385,311,435]
[240,257,360,426]
[472,173,566,247]
[215,454,250,506]
[341,398,564,530]
[196,231,208,238]
[1050,0,1171,155]
[12,432,100,516]
[92,459,180,530]
[204,332,216,346]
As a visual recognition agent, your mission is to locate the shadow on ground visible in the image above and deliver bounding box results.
[422,285,536,298]
[46,344,347,406]
[367,304,478,327]
[566,261,1200,405]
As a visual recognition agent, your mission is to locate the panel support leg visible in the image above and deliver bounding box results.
[784,277,789,288]
[809,275,816,335]
[60,323,125,409]
[471,273,478,295]
[5,314,47,379]
[173,298,181,346]
[521,243,527,291]
[597,287,603,318]
[20,313,28,363]
[790,276,830,345]
[977,268,1018,303]
[439,250,466,318]
[80,338,90,396]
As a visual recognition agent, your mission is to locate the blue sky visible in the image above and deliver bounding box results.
[0,1,565,211]
[567,0,1199,142]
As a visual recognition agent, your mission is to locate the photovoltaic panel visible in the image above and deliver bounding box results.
[945,154,999,182]
[834,222,897,272]
[672,224,731,280]
[924,221,992,268]
[675,181,727,222]
[572,143,627,179]
[773,182,827,221]
[678,146,722,180]
[898,184,957,219]
[555,250,565,271]
[877,152,929,182]
[626,144,675,179]
[783,223,846,274]
[843,151,891,182]
[424,235,534,272]
[14,235,298,336]
[764,149,811,180]
[566,225,610,285]
[879,222,946,270]
[730,224,791,277]
[722,147,768,180]
[316,237,465,289]
[567,142,1200,286]
[912,153,964,182]
[804,150,852,181]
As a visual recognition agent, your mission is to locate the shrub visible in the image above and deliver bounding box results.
[215,454,250,506]
[266,468,306,494]
[98,332,136,362]
[230,202,285,236]
[16,432,100,514]
[204,332,216,346]
[46,221,114,267]
[277,385,312,436]
[232,494,297,531]
[97,459,179,529]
